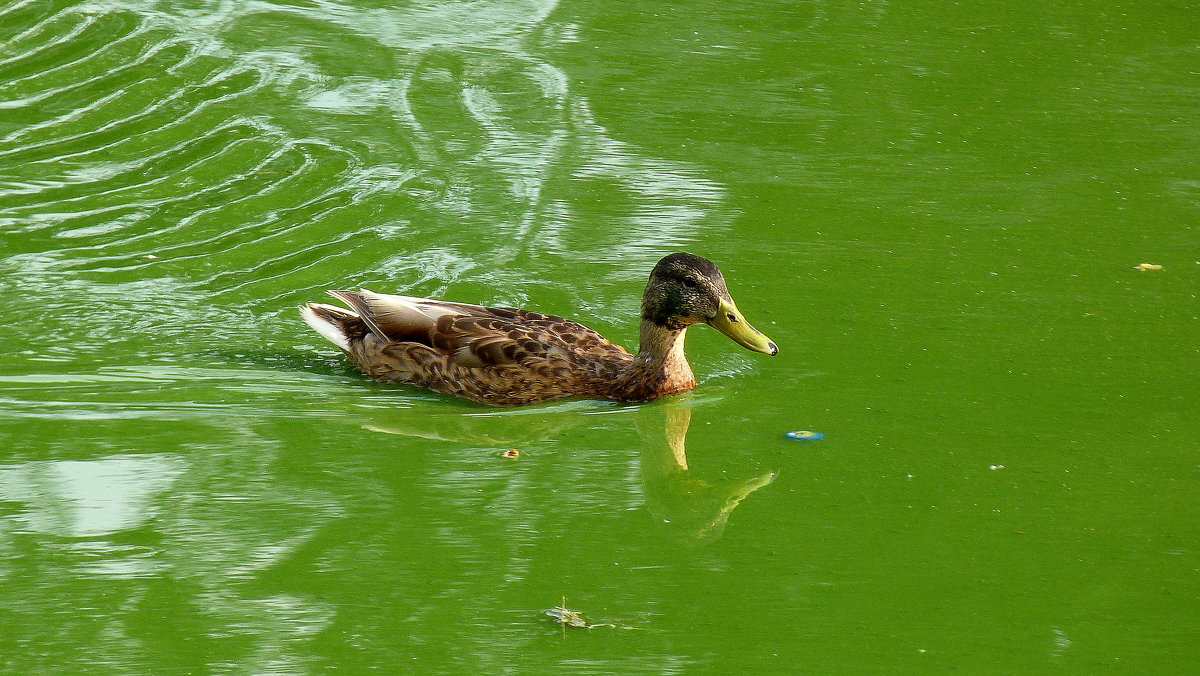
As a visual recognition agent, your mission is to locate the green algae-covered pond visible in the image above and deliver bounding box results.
[2,1,1197,672]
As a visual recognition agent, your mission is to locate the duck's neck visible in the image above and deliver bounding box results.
[617,320,696,400]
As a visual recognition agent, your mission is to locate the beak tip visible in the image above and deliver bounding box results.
[767,342,778,356]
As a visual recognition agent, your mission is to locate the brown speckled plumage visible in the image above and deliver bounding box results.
[301,253,777,406]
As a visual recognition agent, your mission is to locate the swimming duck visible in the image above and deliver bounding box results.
[300,252,777,406]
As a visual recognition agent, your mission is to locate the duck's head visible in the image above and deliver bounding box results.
[642,252,778,356]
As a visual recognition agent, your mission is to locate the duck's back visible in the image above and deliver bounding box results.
[302,291,634,406]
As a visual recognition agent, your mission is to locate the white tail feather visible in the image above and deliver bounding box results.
[300,304,351,351]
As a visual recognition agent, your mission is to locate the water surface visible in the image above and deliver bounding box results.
[1,0,1197,672]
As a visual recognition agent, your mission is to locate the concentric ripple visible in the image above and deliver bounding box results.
[0,0,730,419]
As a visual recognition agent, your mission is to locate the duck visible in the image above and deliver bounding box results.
[300,252,777,406]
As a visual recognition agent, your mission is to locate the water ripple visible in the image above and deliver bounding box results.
[1,0,731,413]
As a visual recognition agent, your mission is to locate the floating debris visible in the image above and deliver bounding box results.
[545,604,588,628]
[1134,262,1162,271]
[502,448,520,459]
[543,598,615,630]
[785,430,824,441]
[989,464,1005,470]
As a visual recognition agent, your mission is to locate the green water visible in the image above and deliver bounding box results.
[2,0,1197,672]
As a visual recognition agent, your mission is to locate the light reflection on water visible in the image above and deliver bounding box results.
[0,453,184,539]
[2,0,728,317]
[0,417,346,673]
[0,396,769,672]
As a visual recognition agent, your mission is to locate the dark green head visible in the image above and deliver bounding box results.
[642,252,778,355]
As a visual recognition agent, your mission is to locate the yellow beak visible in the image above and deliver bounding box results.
[708,298,778,355]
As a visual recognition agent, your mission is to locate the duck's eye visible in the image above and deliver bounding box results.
[683,276,698,288]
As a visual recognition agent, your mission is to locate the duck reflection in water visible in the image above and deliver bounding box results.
[360,396,775,546]
[638,403,776,546]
